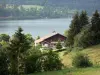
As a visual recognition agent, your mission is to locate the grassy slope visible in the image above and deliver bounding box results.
[29,44,100,75]
[62,44,100,67]
[29,67,100,75]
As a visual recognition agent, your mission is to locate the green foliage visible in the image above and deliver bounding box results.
[0,50,9,75]
[67,10,100,48]
[25,45,42,74]
[25,55,39,74]
[25,47,63,73]
[79,11,89,29]
[36,36,40,40]
[0,34,10,42]
[26,67,100,75]
[0,5,75,19]
[8,27,31,75]
[72,53,92,68]
[36,50,63,72]
[66,12,80,46]
[0,42,9,75]
[64,30,68,37]
[74,25,94,48]
[25,34,34,44]
[66,11,89,47]
[91,10,100,32]
[90,10,100,45]
[66,46,73,52]
[56,41,62,50]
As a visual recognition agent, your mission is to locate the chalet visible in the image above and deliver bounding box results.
[35,32,67,48]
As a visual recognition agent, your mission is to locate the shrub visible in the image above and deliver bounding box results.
[72,53,92,68]
[25,47,63,73]
[66,46,73,52]
[56,41,62,50]
[25,54,40,74]
[0,50,9,75]
[25,45,42,74]
[0,34,10,42]
[36,50,63,72]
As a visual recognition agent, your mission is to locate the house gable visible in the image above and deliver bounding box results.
[35,33,67,46]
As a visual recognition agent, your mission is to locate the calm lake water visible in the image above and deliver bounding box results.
[0,18,72,38]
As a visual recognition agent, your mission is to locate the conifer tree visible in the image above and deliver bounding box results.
[91,10,100,44]
[74,24,94,48]
[56,41,62,50]
[8,27,31,75]
[74,10,100,48]
[91,10,100,32]
[66,12,80,46]
[79,11,89,29]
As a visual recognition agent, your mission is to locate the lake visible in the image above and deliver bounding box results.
[0,18,72,38]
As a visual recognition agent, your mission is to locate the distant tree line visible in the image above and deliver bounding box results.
[0,0,100,15]
[65,10,100,49]
[0,5,75,20]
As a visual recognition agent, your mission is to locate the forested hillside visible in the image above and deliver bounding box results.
[0,0,100,9]
[0,0,100,15]
[0,0,100,19]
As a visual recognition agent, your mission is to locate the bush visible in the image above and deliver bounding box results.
[25,45,42,74]
[0,50,9,75]
[67,46,74,51]
[36,50,63,72]
[25,47,63,73]
[25,54,40,74]
[0,34,10,42]
[72,53,92,68]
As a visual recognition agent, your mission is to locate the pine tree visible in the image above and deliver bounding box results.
[91,10,100,44]
[91,10,100,32]
[56,41,62,50]
[79,11,89,29]
[66,12,80,46]
[74,10,100,48]
[73,11,90,48]
[8,27,31,75]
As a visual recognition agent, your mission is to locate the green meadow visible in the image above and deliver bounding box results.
[28,67,100,75]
